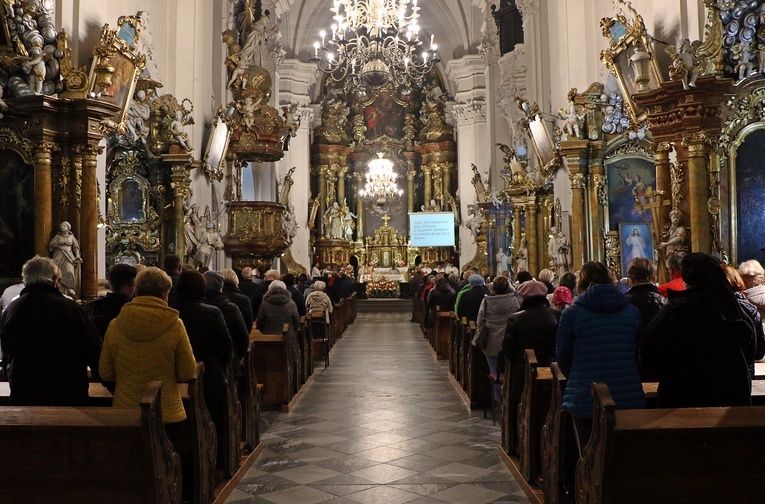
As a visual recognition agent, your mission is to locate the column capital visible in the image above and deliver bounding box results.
[451,99,487,127]
[570,172,586,190]
[516,0,539,17]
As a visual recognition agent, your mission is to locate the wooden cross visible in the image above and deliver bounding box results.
[634,187,671,270]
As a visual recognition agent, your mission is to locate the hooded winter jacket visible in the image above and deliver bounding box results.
[100,295,197,423]
[556,283,645,417]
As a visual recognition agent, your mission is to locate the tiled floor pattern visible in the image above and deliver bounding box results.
[225,309,530,504]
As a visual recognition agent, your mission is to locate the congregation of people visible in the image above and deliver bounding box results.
[413,251,765,457]
[0,252,358,499]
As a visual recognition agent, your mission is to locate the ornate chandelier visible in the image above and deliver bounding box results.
[359,153,404,205]
[310,0,440,87]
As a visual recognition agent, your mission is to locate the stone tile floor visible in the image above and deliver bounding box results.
[225,309,530,504]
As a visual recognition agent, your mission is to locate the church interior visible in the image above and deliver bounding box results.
[2,0,765,502]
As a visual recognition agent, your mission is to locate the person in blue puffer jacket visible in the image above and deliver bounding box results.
[556,261,645,454]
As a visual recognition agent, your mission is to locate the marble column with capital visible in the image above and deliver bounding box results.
[337,167,347,205]
[422,166,432,204]
[80,144,103,300]
[431,165,443,206]
[525,203,538,276]
[569,171,587,272]
[34,143,55,258]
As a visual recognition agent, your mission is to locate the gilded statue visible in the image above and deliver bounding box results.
[315,96,350,144]
[419,95,453,143]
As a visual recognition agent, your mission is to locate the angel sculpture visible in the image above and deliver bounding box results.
[558,104,583,139]
[464,204,485,239]
[282,103,300,136]
[666,39,699,90]
[471,164,487,203]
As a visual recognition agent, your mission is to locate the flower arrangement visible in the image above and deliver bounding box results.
[367,279,400,298]
[368,257,379,267]
[395,259,406,268]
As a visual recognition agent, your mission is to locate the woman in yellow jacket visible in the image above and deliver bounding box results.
[99,266,196,444]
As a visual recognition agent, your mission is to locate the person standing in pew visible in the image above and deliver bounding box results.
[251,269,280,318]
[221,268,254,333]
[99,266,197,446]
[83,264,137,339]
[305,280,333,323]
[503,279,560,435]
[0,256,102,406]
[457,274,490,324]
[171,269,233,474]
[739,259,765,323]
[427,275,456,329]
[556,261,645,455]
[257,280,301,363]
[721,264,765,377]
[476,275,520,402]
[203,271,249,372]
[642,253,754,408]
[283,274,307,317]
[625,258,665,347]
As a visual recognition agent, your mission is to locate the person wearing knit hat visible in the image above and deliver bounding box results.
[457,273,490,323]
[552,286,573,311]
[517,279,548,299]
[202,270,224,292]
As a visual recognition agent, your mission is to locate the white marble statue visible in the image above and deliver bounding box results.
[669,39,699,90]
[21,32,46,95]
[464,204,484,240]
[548,227,571,278]
[323,202,344,240]
[496,248,510,276]
[341,204,357,241]
[126,89,152,141]
[559,104,583,139]
[49,221,81,297]
[515,236,528,275]
[282,203,298,244]
[194,222,224,269]
[183,204,201,263]
[658,209,688,261]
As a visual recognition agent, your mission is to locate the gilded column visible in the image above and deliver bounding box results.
[654,142,672,228]
[682,133,710,253]
[513,205,522,251]
[80,144,103,300]
[526,202,538,276]
[443,163,453,203]
[34,143,55,257]
[431,165,443,205]
[318,166,327,236]
[71,148,83,239]
[355,172,365,240]
[326,165,338,207]
[569,172,587,272]
[588,165,605,262]
[407,171,415,213]
[422,166,432,203]
[337,167,347,204]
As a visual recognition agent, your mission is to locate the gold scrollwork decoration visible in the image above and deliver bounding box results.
[58,29,89,99]
[57,156,71,207]
[670,161,684,211]
[0,125,34,164]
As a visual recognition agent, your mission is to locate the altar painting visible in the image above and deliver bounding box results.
[735,129,765,263]
[363,90,405,141]
[619,223,653,277]
[0,151,33,278]
[607,157,655,231]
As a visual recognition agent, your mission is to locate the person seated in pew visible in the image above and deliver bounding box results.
[625,258,665,347]
[305,280,333,323]
[99,266,197,447]
[1,256,102,406]
[283,274,307,317]
[721,264,765,377]
[476,276,520,402]
[203,271,249,373]
[171,269,233,472]
[257,280,301,363]
[221,268,254,333]
[738,259,765,328]
[83,264,137,338]
[642,253,754,408]
[238,266,259,302]
[556,261,645,455]
[503,279,560,425]
[427,275,455,329]
[457,274,491,323]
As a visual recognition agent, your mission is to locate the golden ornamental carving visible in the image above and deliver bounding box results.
[0,125,34,164]
[670,161,684,211]
[570,172,586,190]
[706,139,727,261]
[695,0,725,77]
[604,230,621,278]
[57,156,71,207]
[419,97,454,143]
[721,86,765,146]
[681,131,707,155]
[146,94,194,155]
[58,29,88,99]
[315,96,350,144]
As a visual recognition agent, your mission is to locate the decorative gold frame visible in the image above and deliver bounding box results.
[202,114,231,182]
[516,97,561,178]
[109,172,153,225]
[88,21,146,132]
[600,7,662,124]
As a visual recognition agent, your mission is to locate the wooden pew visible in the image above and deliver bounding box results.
[517,350,552,484]
[222,356,242,478]
[307,311,329,369]
[334,300,346,339]
[540,362,577,504]
[0,381,181,504]
[292,320,304,395]
[576,382,765,504]
[449,312,459,376]
[460,318,472,391]
[466,321,490,409]
[434,310,451,360]
[348,292,357,323]
[500,353,512,455]
[239,339,261,453]
[418,298,427,337]
[250,327,292,410]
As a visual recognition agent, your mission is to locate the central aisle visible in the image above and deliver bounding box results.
[226,305,530,504]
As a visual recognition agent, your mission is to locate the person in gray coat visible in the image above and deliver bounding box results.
[256,280,301,360]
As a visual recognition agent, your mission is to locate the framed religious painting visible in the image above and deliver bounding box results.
[606,156,656,232]
[88,23,146,131]
[600,5,662,123]
[619,223,653,276]
[202,115,230,181]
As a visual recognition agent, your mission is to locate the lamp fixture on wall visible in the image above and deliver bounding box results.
[311,0,439,87]
[359,153,403,206]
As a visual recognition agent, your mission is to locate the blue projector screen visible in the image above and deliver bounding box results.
[409,212,455,247]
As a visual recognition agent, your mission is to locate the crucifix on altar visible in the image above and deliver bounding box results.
[634,187,671,282]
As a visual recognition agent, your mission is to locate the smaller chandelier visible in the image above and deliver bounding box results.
[359,153,403,206]
[311,0,440,87]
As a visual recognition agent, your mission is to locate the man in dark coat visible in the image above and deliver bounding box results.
[283,273,306,317]
[83,264,137,338]
[625,258,665,347]
[239,266,258,300]
[251,269,279,318]
[163,254,182,305]
[0,256,102,406]
[203,271,249,365]
[457,274,490,322]
[222,269,254,333]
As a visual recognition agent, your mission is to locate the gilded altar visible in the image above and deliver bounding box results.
[364,218,408,269]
